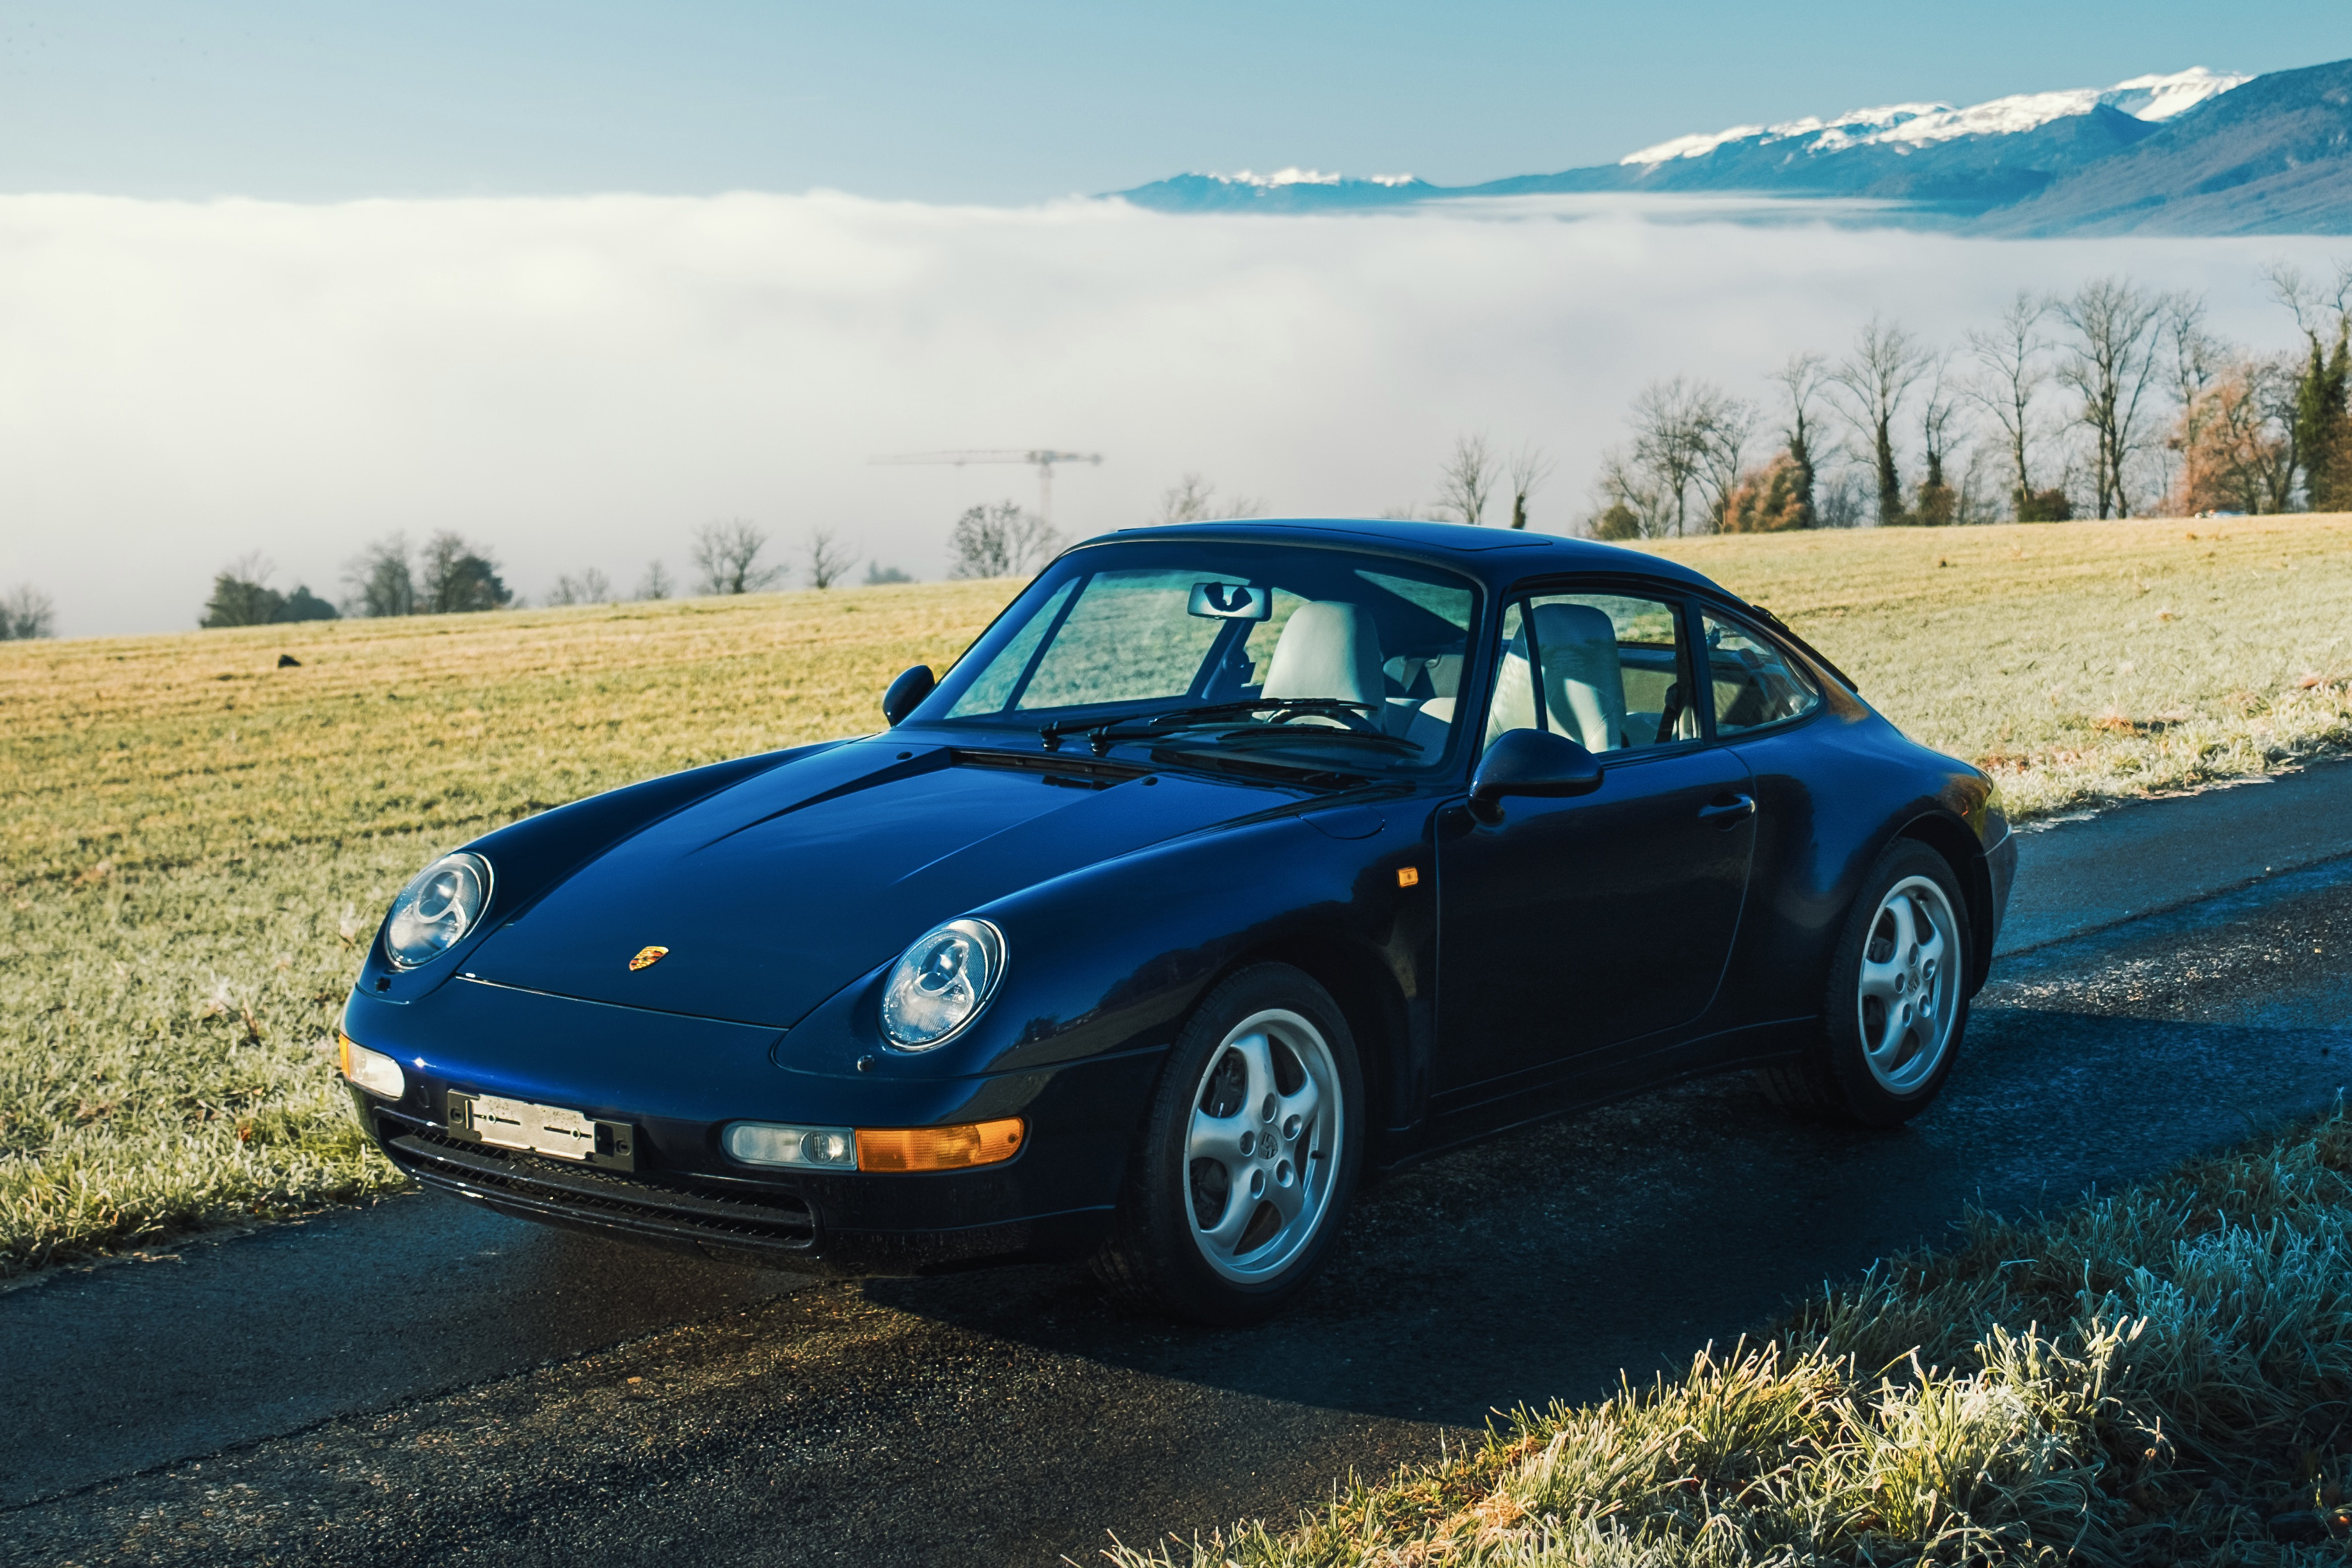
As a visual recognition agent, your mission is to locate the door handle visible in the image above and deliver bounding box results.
[1697,793,1755,827]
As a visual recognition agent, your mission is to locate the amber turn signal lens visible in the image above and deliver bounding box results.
[855,1117,1025,1173]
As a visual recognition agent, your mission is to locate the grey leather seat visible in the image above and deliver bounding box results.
[1262,601,1452,757]
[1483,603,1634,752]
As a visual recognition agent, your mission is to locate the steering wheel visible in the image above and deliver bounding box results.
[1271,701,1384,735]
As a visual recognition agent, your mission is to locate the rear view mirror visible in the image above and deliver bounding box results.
[882,665,936,726]
[1468,728,1603,821]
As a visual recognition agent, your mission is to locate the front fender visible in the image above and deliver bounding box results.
[772,805,1436,1107]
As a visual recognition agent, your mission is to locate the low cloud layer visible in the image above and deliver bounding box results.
[0,190,2336,637]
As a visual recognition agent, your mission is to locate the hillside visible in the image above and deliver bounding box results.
[1976,56,2352,235]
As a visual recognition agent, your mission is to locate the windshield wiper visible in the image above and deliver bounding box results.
[1038,698,1376,755]
[1182,725,1423,756]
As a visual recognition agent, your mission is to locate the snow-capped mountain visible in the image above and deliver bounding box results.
[1617,68,2245,166]
[1112,59,2352,234]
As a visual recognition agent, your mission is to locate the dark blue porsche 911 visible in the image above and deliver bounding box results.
[339,519,2015,1322]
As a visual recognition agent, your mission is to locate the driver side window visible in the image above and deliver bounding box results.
[1482,591,1698,753]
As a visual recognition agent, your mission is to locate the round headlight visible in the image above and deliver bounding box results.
[880,917,1005,1050]
[384,852,493,969]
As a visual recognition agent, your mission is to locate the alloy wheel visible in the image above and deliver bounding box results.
[1855,874,1962,1094]
[1181,1008,1344,1283]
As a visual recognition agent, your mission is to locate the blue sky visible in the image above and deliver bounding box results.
[2,1,2346,203]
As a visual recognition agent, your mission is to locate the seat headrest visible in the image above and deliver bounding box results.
[1261,601,1384,707]
[1530,602,1618,654]
[1530,603,1625,752]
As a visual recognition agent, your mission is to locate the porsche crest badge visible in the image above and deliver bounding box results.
[628,945,670,972]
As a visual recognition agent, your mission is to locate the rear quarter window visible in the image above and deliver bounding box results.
[1701,611,1820,735]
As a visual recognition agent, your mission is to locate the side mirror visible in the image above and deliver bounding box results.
[1468,729,1604,822]
[882,665,935,726]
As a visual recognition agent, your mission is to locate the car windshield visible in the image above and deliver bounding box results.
[909,539,1481,775]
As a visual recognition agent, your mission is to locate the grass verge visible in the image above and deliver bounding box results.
[1113,1108,2352,1566]
[0,583,1012,1272]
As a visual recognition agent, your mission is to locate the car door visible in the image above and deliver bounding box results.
[1434,587,1757,1097]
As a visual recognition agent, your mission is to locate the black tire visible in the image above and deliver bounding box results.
[1758,839,1971,1128]
[1093,963,1365,1325]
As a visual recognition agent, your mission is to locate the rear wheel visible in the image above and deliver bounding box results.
[1760,839,1971,1127]
[1095,963,1363,1324]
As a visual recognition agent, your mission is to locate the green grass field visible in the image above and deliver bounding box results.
[3,516,2350,1274]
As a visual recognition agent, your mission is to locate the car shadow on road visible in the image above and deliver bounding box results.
[859,1006,2348,1430]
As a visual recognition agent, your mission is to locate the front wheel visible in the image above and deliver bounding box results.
[1760,839,1971,1127]
[1094,963,1363,1324]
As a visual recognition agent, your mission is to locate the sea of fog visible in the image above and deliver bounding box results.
[0,190,2342,637]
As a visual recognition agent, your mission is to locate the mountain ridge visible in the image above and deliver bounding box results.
[1113,59,2352,235]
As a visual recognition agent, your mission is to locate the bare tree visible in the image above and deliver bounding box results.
[1433,433,1500,525]
[1768,353,1826,529]
[949,500,1061,580]
[1152,472,1264,525]
[2155,293,2230,505]
[1815,470,1868,529]
[1586,445,1664,539]
[805,527,858,590]
[691,519,784,595]
[1629,381,1709,537]
[1696,397,1756,531]
[2051,278,2170,518]
[634,560,673,601]
[0,583,58,639]
[1506,443,1553,530]
[2266,260,2352,344]
[1963,292,2054,518]
[1828,316,1932,526]
[1914,360,1961,526]
[547,567,613,606]
[1627,377,1750,536]
[2165,293,2226,412]
[342,533,415,618]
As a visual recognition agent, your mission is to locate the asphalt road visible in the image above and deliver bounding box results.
[8,760,2352,1567]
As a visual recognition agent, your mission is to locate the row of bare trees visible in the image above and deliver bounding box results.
[1582,260,2352,537]
[184,518,910,631]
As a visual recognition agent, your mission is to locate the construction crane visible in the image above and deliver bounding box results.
[869,449,1102,530]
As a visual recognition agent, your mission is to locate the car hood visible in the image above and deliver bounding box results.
[463,741,1294,1027]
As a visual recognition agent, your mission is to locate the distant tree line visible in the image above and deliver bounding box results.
[180,517,934,635]
[1573,258,2352,538]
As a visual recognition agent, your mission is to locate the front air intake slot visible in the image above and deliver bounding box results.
[375,1109,817,1249]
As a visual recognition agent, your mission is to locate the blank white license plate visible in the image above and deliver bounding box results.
[470,1094,598,1161]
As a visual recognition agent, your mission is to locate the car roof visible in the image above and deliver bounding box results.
[1074,518,1729,598]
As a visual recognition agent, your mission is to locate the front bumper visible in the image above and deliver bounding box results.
[353,1086,1138,1273]
[1985,825,2019,954]
[339,976,1164,1274]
